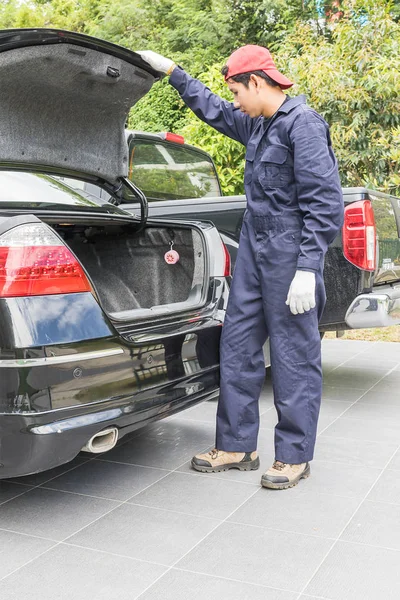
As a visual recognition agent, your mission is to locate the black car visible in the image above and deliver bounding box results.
[0,29,230,478]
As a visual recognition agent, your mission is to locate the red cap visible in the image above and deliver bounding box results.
[224,45,294,90]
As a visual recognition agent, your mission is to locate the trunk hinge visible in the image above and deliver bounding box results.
[105,177,148,232]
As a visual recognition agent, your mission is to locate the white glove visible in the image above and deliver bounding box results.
[136,50,176,75]
[286,270,316,315]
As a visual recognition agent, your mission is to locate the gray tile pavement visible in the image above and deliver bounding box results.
[0,339,399,599]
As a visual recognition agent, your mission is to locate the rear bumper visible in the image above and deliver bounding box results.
[345,286,400,329]
[0,384,219,479]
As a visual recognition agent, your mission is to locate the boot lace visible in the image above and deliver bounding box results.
[272,460,287,471]
[208,449,219,460]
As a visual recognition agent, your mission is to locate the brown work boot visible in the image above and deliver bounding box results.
[261,460,310,490]
[191,449,259,473]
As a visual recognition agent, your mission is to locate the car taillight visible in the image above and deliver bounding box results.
[222,242,231,277]
[343,200,376,271]
[160,132,185,144]
[0,223,91,298]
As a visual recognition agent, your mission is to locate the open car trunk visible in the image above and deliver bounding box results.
[53,221,206,319]
[0,29,159,186]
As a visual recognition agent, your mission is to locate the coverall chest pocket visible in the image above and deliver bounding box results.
[259,145,292,189]
[244,143,256,185]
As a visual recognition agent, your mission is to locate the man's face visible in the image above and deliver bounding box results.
[227,78,263,118]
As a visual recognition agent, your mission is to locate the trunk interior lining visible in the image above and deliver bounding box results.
[63,225,205,316]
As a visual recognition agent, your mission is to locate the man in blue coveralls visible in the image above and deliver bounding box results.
[138,45,344,490]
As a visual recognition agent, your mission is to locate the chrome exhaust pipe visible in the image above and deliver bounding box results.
[81,427,118,454]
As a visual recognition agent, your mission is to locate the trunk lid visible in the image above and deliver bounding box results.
[0,28,159,185]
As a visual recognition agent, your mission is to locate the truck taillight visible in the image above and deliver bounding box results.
[222,242,231,277]
[0,223,91,298]
[160,132,185,144]
[343,200,376,271]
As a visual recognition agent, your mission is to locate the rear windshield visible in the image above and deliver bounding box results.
[128,140,221,200]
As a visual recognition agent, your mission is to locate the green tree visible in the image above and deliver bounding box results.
[278,0,400,195]
[226,0,324,50]
[0,0,47,27]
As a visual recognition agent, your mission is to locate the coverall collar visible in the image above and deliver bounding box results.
[276,94,306,115]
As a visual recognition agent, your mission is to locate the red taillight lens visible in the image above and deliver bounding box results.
[343,200,376,272]
[222,243,231,277]
[160,132,185,144]
[0,224,91,298]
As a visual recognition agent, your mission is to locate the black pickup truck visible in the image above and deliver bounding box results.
[80,130,400,335]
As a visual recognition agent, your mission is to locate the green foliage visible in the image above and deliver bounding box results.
[0,0,47,27]
[279,0,400,196]
[128,79,188,133]
[226,0,322,51]
[180,65,246,195]
[129,166,212,200]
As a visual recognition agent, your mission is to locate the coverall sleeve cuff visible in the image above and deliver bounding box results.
[296,257,320,272]
[168,66,186,91]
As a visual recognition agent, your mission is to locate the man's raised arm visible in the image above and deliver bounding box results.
[136,50,254,146]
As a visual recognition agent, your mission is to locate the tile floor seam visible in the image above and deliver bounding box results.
[321,350,376,372]
[125,501,223,522]
[171,565,300,595]
[0,487,35,508]
[0,542,60,583]
[163,469,260,486]
[117,443,251,503]
[225,519,338,540]
[325,340,378,351]
[0,458,95,510]
[121,473,179,503]
[132,485,261,600]
[57,472,176,544]
[94,458,172,471]
[298,595,332,600]
[0,527,58,543]
[317,361,400,437]
[336,537,400,554]
[60,540,171,568]
[320,413,400,424]
[334,354,400,374]
[0,494,127,585]
[0,480,32,488]
[0,457,177,584]
[320,398,360,404]
[327,344,380,371]
[225,481,382,501]
[294,438,400,600]
[355,497,400,508]
[38,486,124,502]
[381,468,400,473]
[337,405,400,415]
[325,364,399,372]
[322,386,368,391]
[312,458,383,468]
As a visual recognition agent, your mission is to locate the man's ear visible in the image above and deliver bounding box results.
[249,73,261,90]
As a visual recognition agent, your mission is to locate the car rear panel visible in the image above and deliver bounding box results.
[0,199,227,479]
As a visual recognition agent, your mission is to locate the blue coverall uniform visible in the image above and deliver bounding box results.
[169,67,344,464]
